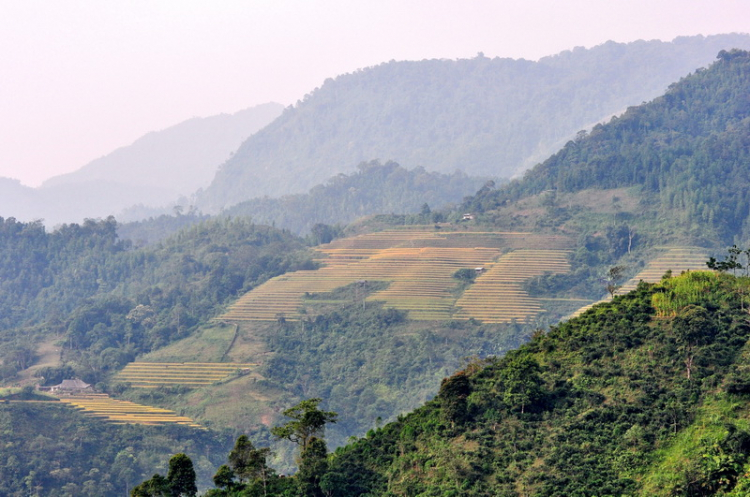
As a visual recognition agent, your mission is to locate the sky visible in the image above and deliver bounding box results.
[0,0,748,187]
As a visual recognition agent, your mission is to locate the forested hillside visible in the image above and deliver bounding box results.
[0,402,231,496]
[5,41,750,497]
[317,271,750,496]
[0,216,311,383]
[224,161,488,235]
[198,34,750,210]
[183,270,750,496]
[463,49,750,245]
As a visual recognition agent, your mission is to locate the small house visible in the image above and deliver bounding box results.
[49,378,93,395]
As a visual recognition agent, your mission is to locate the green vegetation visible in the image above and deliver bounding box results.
[308,271,750,495]
[199,35,750,209]
[225,161,486,235]
[0,216,311,385]
[0,402,231,496]
[6,39,750,497]
[467,49,750,245]
[157,271,750,496]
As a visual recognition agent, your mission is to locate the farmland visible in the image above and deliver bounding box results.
[220,228,575,323]
[56,393,202,427]
[569,246,709,318]
[453,249,571,323]
[114,362,257,389]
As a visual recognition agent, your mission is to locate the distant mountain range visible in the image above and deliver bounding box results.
[3,35,750,228]
[0,103,282,225]
[197,34,750,211]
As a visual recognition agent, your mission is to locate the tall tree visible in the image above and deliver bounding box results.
[271,398,338,453]
[297,437,330,497]
[167,453,197,497]
[227,435,272,494]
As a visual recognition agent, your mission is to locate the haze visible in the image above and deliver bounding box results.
[1,0,747,187]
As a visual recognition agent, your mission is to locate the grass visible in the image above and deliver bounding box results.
[139,322,237,362]
[639,394,750,495]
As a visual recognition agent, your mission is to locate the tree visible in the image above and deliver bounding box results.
[605,265,627,298]
[131,474,171,497]
[212,465,236,490]
[673,305,717,380]
[297,437,329,497]
[500,354,543,414]
[706,245,748,275]
[167,453,197,497]
[227,435,272,493]
[438,371,471,427]
[271,398,338,453]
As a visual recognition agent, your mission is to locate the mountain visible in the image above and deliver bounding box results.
[5,44,750,496]
[0,103,283,226]
[224,160,489,235]
[316,271,750,496]
[197,34,750,211]
[463,48,750,245]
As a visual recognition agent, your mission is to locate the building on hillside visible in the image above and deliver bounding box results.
[46,378,93,395]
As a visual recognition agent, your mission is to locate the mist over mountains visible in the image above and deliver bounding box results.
[197,34,750,211]
[3,35,750,231]
[0,103,282,225]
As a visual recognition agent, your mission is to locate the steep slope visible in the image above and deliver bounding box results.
[198,34,750,210]
[322,271,750,496]
[0,103,282,225]
[463,49,750,245]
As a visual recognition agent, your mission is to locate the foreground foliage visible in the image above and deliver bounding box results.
[161,271,750,496]
[317,271,750,495]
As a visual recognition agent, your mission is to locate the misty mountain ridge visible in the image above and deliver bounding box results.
[196,34,750,211]
[0,103,283,225]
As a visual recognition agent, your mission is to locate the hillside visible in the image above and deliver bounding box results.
[0,103,282,226]
[197,34,750,210]
[298,270,750,496]
[224,161,488,235]
[461,48,750,247]
[0,400,231,495]
[5,42,750,496]
[0,216,311,384]
[186,270,750,496]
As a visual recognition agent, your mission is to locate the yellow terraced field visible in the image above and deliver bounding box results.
[568,246,709,318]
[454,250,571,323]
[114,362,257,388]
[220,228,575,323]
[57,394,202,427]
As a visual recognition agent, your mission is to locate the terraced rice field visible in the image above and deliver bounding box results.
[220,228,574,323]
[568,246,709,318]
[114,362,257,388]
[57,394,201,427]
[618,247,709,293]
[453,250,571,323]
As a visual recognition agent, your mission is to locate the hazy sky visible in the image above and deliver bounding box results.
[1,0,748,186]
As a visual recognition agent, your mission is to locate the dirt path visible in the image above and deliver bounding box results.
[16,336,63,385]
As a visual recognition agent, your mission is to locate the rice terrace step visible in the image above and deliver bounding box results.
[114,362,258,388]
[220,228,575,323]
[56,394,202,428]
